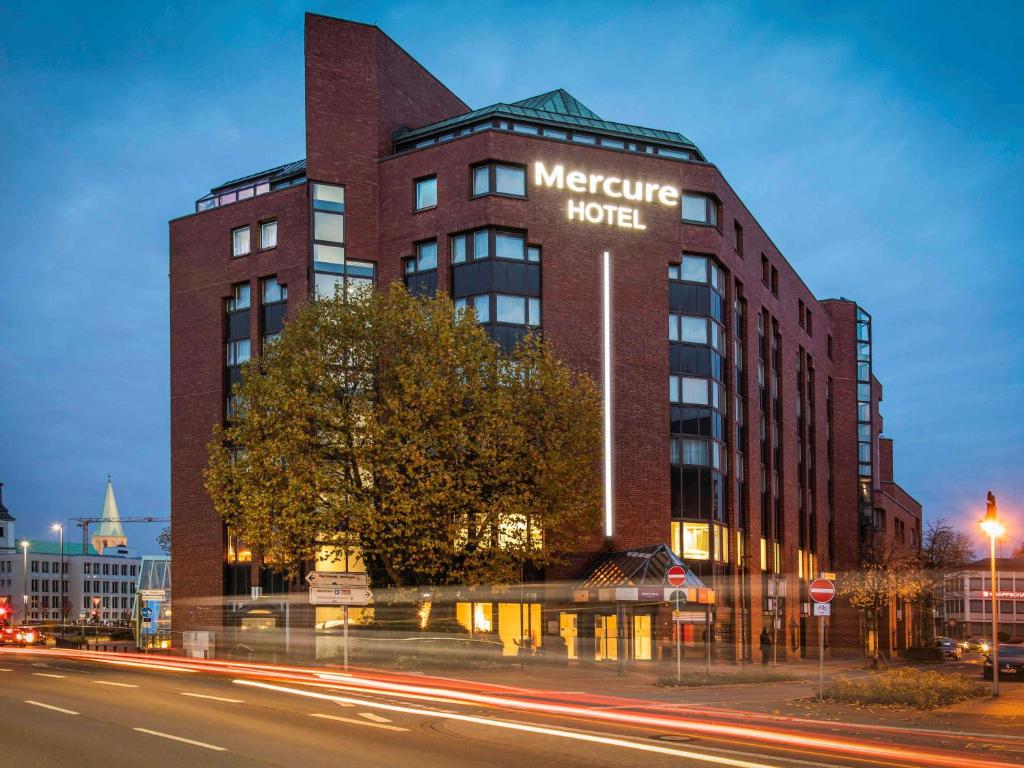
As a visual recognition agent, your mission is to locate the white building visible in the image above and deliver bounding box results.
[0,479,142,625]
[940,557,1024,642]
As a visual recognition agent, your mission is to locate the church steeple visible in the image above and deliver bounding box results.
[0,482,14,552]
[92,476,127,554]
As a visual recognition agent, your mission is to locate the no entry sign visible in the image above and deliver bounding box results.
[809,578,836,603]
[667,565,687,587]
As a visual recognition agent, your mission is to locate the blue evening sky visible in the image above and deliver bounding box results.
[1,1,1021,555]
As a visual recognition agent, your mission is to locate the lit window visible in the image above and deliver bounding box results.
[415,176,437,210]
[312,183,345,212]
[682,193,717,226]
[232,226,250,257]
[682,522,710,561]
[260,220,278,249]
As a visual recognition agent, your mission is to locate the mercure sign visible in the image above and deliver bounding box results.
[533,161,679,231]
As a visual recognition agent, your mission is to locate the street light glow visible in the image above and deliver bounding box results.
[51,523,62,532]
[981,518,1005,538]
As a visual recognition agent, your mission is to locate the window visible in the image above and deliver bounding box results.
[472,163,526,198]
[495,294,541,326]
[406,240,437,273]
[671,437,709,466]
[670,254,708,284]
[798,299,805,328]
[452,234,467,264]
[682,193,717,225]
[226,339,251,366]
[770,267,779,296]
[231,226,250,257]
[415,176,437,210]
[312,183,345,212]
[761,254,770,285]
[314,210,343,242]
[682,522,710,561]
[827,335,833,360]
[527,245,541,263]
[228,283,250,311]
[495,232,525,260]
[473,229,489,260]
[454,294,490,323]
[260,220,277,249]
[263,277,287,304]
[734,220,744,255]
[670,375,709,405]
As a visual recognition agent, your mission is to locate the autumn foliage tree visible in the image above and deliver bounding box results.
[205,284,602,595]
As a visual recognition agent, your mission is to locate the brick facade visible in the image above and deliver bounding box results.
[169,13,922,660]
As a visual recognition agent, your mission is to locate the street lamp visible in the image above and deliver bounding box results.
[20,540,29,624]
[980,491,1004,697]
[51,524,64,640]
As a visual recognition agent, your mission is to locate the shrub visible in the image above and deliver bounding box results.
[826,668,987,709]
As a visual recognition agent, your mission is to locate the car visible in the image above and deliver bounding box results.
[965,637,991,653]
[983,645,1024,680]
[0,626,45,647]
[936,637,962,660]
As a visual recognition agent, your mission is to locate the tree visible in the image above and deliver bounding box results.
[840,543,929,664]
[157,526,171,555]
[921,518,976,570]
[1013,541,1024,559]
[205,284,602,597]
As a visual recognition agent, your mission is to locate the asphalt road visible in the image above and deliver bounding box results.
[0,650,1017,768]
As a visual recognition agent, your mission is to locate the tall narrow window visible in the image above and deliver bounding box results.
[260,220,278,250]
[232,226,250,257]
[734,220,744,256]
[415,176,437,210]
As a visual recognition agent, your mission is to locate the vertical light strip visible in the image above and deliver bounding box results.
[602,250,613,538]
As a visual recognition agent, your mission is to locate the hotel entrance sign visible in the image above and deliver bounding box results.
[534,162,678,231]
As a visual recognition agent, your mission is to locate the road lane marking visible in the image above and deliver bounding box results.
[180,692,244,703]
[31,673,66,678]
[92,680,139,688]
[0,668,13,672]
[25,700,79,715]
[241,681,784,768]
[358,712,392,723]
[310,713,409,732]
[133,728,227,751]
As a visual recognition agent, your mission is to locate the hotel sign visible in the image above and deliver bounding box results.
[982,590,1024,599]
[533,161,678,231]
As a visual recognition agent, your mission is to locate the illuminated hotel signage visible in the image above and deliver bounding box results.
[982,590,1024,599]
[533,161,678,231]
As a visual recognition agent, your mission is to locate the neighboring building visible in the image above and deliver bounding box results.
[0,480,141,625]
[169,13,922,661]
[940,558,1024,642]
[0,482,15,554]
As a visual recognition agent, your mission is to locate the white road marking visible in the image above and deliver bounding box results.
[358,711,392,723]
[0,668,13,672]
[240,680,787,768]
[31,672,66,678]
[180,692,244,704]
[310,713,409,732]
[133,728,227,751]
[25,700,79,715]
[92,680,138,688]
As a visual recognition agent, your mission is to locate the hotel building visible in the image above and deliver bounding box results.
[169,13,922,661]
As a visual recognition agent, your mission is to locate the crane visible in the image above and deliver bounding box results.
[69,516,170,553]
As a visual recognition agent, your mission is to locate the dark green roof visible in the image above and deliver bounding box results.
[21,540,101,556]
[396,88,700,153]
[211,159,307,193]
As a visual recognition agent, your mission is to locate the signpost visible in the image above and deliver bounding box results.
[667,566,687,684]
[810,577,836,700]
[307,573,372,670]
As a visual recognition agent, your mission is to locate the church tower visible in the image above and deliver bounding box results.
[0,482,14,553]
[92,476,127,554]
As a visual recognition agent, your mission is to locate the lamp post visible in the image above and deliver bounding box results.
[980,491,1004,698]
[20,540,29,624]
[51,524,63,640]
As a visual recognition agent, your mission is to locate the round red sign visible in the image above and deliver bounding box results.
[809,578,836,603]
[667,565,687,587]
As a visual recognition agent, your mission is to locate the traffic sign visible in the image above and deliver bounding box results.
[305,571,369,588]
[667,565,687,587]
[140,607,153,620]
[139,589,166,601]
[308,585,373,606]
[809,578,836,603]
[813,602,831,617]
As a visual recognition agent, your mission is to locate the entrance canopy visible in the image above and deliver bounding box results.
[571,544,706,603]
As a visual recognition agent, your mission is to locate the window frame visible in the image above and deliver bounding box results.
[414,175,438,212]
[681,192,719,227]
[470,162,527,200]
[259,219,278,250]
[231,225,250,258]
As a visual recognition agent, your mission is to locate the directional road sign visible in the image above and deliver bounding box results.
[305,572,369,588]
[809,578,836,603]
[308,585,373,606]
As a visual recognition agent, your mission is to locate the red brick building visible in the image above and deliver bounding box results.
[169,13,921,662]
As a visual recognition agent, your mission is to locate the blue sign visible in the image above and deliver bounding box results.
[141,600,160,635]
[141,607,153,620]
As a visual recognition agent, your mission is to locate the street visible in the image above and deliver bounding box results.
[2,649,1021,768]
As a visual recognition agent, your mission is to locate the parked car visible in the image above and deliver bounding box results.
[936,636,962,660]
[965,637,991,653]
[983,645,1024,680]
